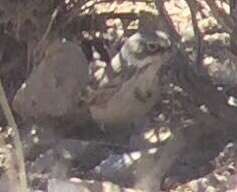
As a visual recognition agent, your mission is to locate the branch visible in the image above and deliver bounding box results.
[154,0,193,69]
[154,0,181,42]
[0,80,28,192]
[205,0,237,48]
[32,7,60,70]
[185,0,204,72]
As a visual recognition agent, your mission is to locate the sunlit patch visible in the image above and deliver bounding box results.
[39,153,44,158]
[144,129,155,139]
[215,0,229,14]
[155,31,171,47]
[6,144,13,149]
[20,83,27,90]
[213,172,228,182]
[144,127,172,144]
[31,128,37,135]
[173,85,183,92]
[125,188,143,192]
[200,104,209,113]
[82,31,92,39]
[94,166,101,173]
[200,17,218,32]
[203,33,229,44]
[33,136,39,144]
[61,38,67,43]
[217,86,223,91]
[94,68,105,80]
[61,149,72,160]
[127,19,139,30]
[130,151,142,160]
[111,54,122,72]
[203,56,217,66]
[102,181,120,192]
[144,129,158,143]
[94,60,106,68]
[123,151,142,165]
[6,127,13,136]
[92,47,101,59]
[64,0,70,4]
[159,127,171,142]
[157,113,166,121]
[69,177,82,183]
[228,96,237,107]
[148,148,158,154]
[85,179,95,184]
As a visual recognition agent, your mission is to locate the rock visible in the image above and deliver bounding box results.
[0,173,12,192]
[48,178,143,192]
[13,40,90,134]
[29,139,110,180]
[93,151,142,186]
[55,139,110,171]
[0,34,27,102]
[48,179,89,192]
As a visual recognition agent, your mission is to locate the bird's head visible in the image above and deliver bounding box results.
[111,30,173,72]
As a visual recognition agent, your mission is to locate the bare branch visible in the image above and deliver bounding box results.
[154,0,192,68]
[205,0,237,42]
[185,0,203,72]
[32,6,60,69]
[0,80,28,192]
[154,0,181,42]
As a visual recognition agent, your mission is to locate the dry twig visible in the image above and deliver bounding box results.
[0,79,28,192]
[32,7,59,70]
[205,0,237,47]
[185,0,203,72]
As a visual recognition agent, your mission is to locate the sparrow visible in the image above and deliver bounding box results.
[90,30,174,137]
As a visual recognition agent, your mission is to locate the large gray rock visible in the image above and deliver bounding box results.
[13,40,89,128]
[29,139,110,181]
[48,178,143,192]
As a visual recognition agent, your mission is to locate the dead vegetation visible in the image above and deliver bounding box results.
[1,0,237,192]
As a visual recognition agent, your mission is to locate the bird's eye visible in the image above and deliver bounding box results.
[146,42,164,53]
